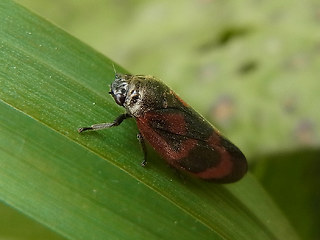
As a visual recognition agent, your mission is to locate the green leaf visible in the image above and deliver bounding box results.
[0,201,66,240]
[0,1,299,240]
[253,149,320,240]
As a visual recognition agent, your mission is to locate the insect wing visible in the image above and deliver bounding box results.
[136,108,247,183]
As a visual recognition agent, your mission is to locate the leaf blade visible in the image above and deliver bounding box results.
[0,1,299,240]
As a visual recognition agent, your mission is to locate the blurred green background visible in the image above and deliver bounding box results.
[2,0,320,239]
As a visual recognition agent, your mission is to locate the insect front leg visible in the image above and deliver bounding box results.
[78,113,131,133]
[137,132,147,167]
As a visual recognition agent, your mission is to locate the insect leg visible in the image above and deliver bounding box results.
[137,132,147,167]
[78,113,131,133]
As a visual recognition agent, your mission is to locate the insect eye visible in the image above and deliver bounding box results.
[115,95,125,106]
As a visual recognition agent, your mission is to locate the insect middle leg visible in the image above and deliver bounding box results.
[78,113,131,133]
[137,132,147,167]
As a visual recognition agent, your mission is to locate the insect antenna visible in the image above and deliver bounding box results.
[112,62,117,75]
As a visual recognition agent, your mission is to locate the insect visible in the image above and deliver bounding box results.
[78,72,247,183]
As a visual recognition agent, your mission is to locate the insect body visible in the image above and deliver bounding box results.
[78,73,247,183]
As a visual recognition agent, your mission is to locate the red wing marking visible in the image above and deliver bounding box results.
[136,111,246,182]
[136,112,197,161]
[193,133,233,179]
[160,113,187,135]
[195,132,247,182]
